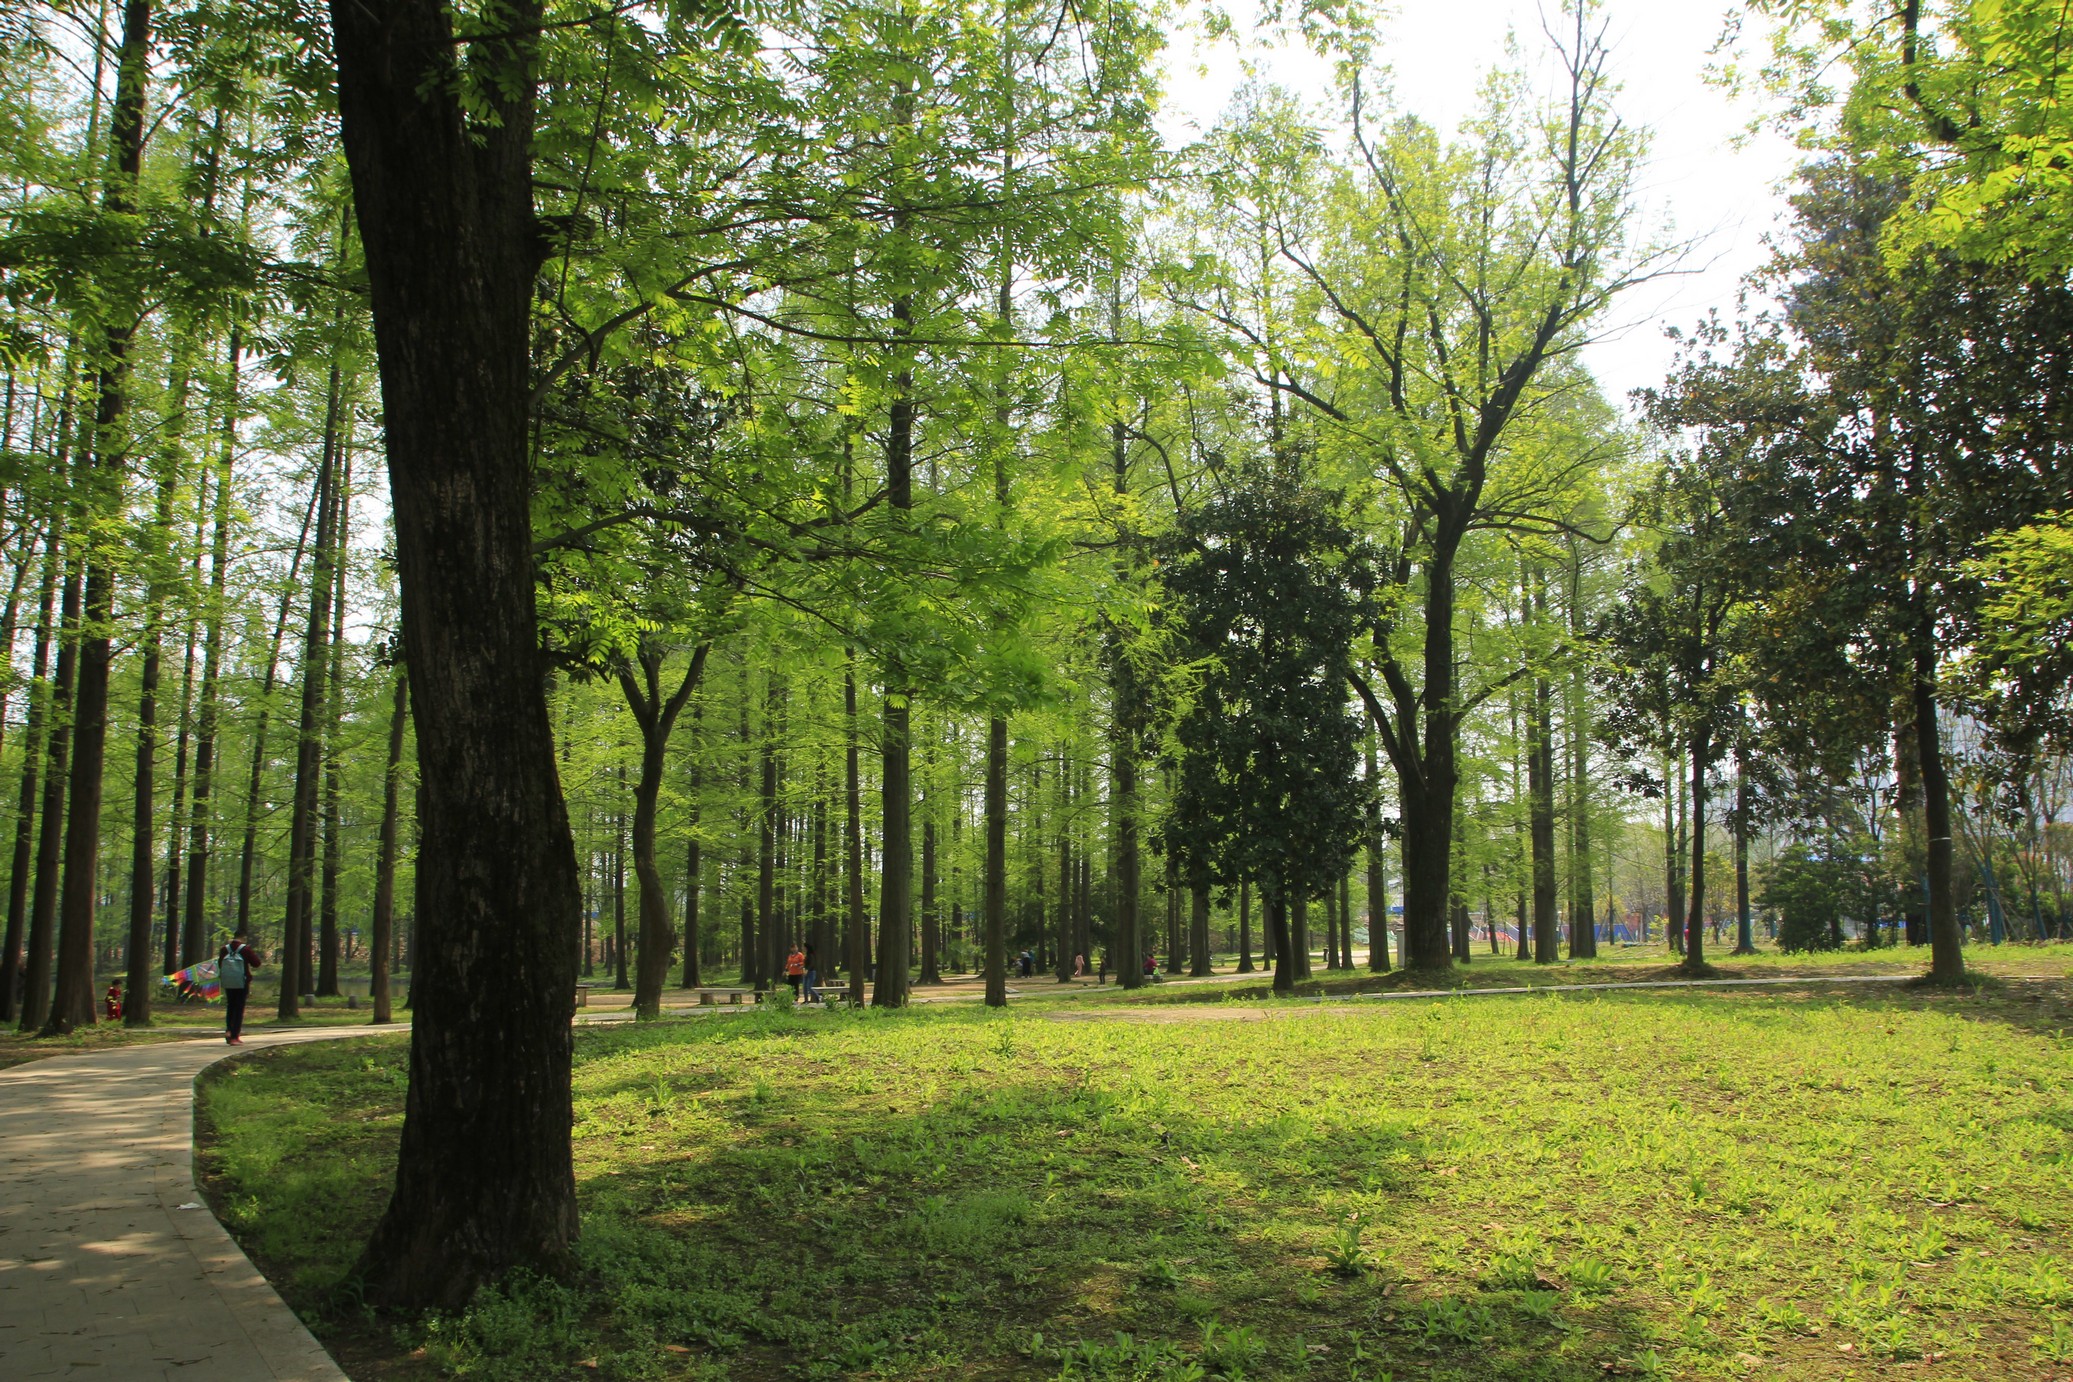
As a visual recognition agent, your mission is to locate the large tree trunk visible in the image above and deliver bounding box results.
[370,667,408,1026]
[333,0,582,1307]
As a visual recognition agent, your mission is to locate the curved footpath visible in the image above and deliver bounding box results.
[0,1026,392,1381]
[0,970,1973,1381]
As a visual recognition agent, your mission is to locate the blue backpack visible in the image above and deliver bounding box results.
[220,944,248,988]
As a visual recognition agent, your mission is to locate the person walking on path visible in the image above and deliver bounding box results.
[219,930,261,1044]
[802,943,821,1004]
[784,944,806,1000]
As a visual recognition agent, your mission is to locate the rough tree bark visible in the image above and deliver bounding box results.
[332,0,583,1307]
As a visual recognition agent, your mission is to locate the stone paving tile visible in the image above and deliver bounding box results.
[0,1027,398,1381]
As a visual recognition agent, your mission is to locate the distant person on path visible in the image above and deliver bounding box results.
[219,929,261,1044]
[785,944,806,999]
[103,979,123,1022]
[1097,952,1108,985]
[803,943,820,1004]
[1072,953,1085,978]
[1142,951,1156,978]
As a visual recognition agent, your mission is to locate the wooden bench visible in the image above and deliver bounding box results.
[695,990,745,1006]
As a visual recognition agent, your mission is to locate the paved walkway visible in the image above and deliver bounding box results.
[0,1026,401,1381]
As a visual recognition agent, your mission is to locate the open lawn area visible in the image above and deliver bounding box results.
[199,977,2073,1382]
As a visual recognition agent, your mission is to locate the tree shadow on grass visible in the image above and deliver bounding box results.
[554,1013,1678,1381]
[199,1012,1688,1381]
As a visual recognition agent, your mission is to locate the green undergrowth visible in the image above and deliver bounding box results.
[198,981,2073,1381]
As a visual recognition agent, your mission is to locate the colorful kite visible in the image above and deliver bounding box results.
[162,960,222,1003]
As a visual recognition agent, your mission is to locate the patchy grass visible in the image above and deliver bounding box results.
[199,979,2073,1381]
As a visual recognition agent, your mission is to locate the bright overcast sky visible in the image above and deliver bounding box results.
[1157,1,1802,412]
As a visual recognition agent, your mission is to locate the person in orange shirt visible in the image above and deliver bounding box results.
[784,945,806,1000]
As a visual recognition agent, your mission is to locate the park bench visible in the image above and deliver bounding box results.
[696,990,746,1006]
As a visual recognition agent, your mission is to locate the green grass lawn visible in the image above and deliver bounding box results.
[197,975,2073,1381]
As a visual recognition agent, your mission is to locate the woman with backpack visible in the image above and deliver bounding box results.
[219,929,262,1044]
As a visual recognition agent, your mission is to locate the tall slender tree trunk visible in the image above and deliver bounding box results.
[1052,749,1072,981]
[920,755,941,985]
[317,443,353,996]
[279,366,342,1019]
[844,659,867,1000]
[620,643,704,1019]
[1732,752,1755,955]
[759,678,780,994]
[159,544,200,979]
[681,701,702,988]
[1683,726,1711,975]
[612,765,629,992]
[234,485,320,952]
[1528,669,1559,962]
[983,715,1007,1006]
[20,552,78,1034]
[1267,889,1293,994]
[1365,737,1389,971]
[126,361,192,1027]
[1663,753,1683,956]
[47,0,155,1036]
[1915,663,1965,983]
[1,520,61,1023]
[1189,880,1211,977]
[874,314,915,1009]
[1565,551,1597,959]
[371,666,409,1024]
[1237,879,1253,974]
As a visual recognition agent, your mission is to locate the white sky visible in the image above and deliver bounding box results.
[1156,0,1801,411]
